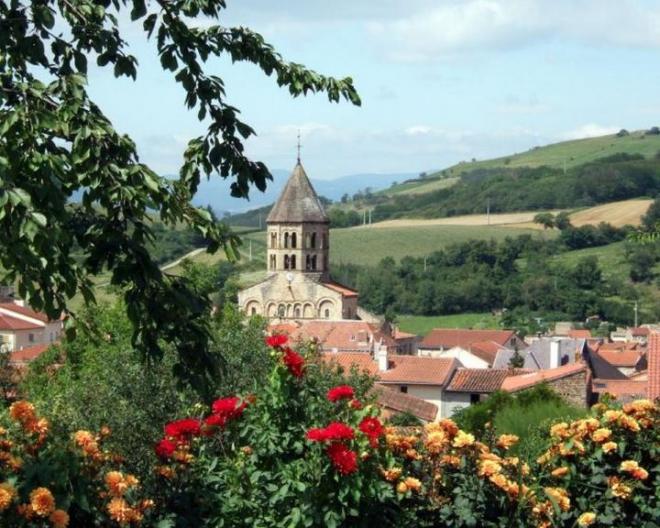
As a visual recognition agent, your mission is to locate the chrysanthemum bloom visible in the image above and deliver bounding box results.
[349,399,362,409]
[403,477,422,492]
[478,459,502,477]
[265,334,288,348]
[164,418,201,441]
[306,428,328,442]
[154,438,176,459]
[544,487,570,512]
[438,419,459,437]
[107,497,133,523]
[0,483,15,511]
[359,417,383,447]
[49,509,70,528]
[425,431,448,454]
[282,347,305,377]
[577,512,596,527]
[620,460,648,480]
[327,385,355,402]
[105,471,129,497]
[488,473,508,489]
[496,434,519,450]
[381,467,402,481]
[619,415,640,432]
[326,443,358,475]
[307,422,354,442]
[73,430,95,447]
[549,422,570,439]
[602,441,617,454]
[591,428,611,443]
[211,397,247,421]
[29,487,55,517]
[17,503,35,520]
[9,401,36,424]
[608,476,632,499]
[551,467,569,478]
[603,410,622,423]
[452,431,475,448]
[396,481,408,494]
[157,465,175,479]
[441,455,461,468]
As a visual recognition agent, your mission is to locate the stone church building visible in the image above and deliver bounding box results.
[238,162,360,321]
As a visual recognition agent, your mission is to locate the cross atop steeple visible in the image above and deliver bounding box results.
[296,129,301,163]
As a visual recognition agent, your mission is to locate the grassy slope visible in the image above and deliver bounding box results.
[431,130,660,178]
[398,313,501,335]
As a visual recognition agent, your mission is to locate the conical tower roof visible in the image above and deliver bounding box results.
[266,162,329,223]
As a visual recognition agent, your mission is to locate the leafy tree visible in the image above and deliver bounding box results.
[507,347,524,368]
[628,246,657,283]
[0,0,360,390]
[533,212,555,229]
[553,211,572,230]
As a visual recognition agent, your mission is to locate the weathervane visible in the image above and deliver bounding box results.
[296,129,301,163]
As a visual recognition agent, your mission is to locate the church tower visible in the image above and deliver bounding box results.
[265,162,330,281]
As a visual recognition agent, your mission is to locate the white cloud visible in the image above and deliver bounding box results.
[559,123,621,140]
[367,0,660,61]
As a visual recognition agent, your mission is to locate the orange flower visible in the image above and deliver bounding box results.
[551,467,569,478]
[549,422,570,439]
[452,431,475,448]
[488,473,508,489]
[577,512,596,527]
[0,483,15,511]
[381,467,402,482]
[157,466,175,479]
[591,428,611,443]
[107,498,134,523]
[441,455,461,468]
[603,410,622,423]
[619,415,640,432]
[396,481,408,494]
[29,487,55,517]
[544,487,570,512]
[49,509,70,528]
[620,460,648,480]
[496,434,519,450]
[403,477,422,492]
[608,476,632,499]
[478,460,502,477]
[9,401,36,423]
[602,441,617,454]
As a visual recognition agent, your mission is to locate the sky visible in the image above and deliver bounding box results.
[86,0,660,182]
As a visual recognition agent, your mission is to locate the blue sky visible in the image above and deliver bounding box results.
[87,0,660,182]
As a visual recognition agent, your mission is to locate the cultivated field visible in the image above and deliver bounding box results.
[397,313,501,335]
[383,176,459,196]
[568,199,652,227]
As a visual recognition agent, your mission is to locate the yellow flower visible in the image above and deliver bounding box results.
[0,483,16,511]
[29,487,55,517]
[425,431,447,453]
[549,422,570,439]
[544,487,570,512]
[478,460,502,477]
[551,467,569,478]
[452,431,475,448]
[608,476,632,500]
[441,455,461,468]
[620,460,648,480]
[488,473,508,489]
[403,477,422,492]
[603,410,622,423]
[602,441,617,454]
[619,415,640,432]
[381,467,402,482]
[396,481,408,494]
[107,498,133,523]
[49,509,70,528]
[577,512,596,526]
[591,428,611,443]
[496,434,519,450]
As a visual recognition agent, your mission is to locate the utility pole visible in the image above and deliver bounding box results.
[486,198,491,226]
[369,209,372,225]
[258,213,262,230]
[249,240,252,262]
[423,256,427,272]
[634,300,638,328]
[363,210,366,225]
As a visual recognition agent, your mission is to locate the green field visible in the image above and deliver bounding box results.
[431,130,660,178]
[381,176,459,196]
[398,313,501,336]
[327,225,549,266]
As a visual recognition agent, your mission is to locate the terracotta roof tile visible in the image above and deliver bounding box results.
[10,343,50,363]
[469,340,504,365]
[323,352,457,386]
[0,303,50,323]
[0,313,42,331]
[592,379,648,398]
[596,350,642,368]
[420,329,515,350]
[373,385,438,422]
[446,368,529,393]
[631,327,650,337]
[501,363,587,393]
[321,281,358,298]
[568,329,592,339]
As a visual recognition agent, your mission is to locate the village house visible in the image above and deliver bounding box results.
[0,300,63,353]
[417,329,525,366]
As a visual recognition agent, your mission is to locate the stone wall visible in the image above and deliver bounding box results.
[546,369,591,408]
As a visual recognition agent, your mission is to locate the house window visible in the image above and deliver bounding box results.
[284,255,290,270]
[291,232,297,248]
[284,232,289,249]
[28,333,35,343]
[270,255,276,270]
[290,255,296,270]
[310,232,316,249]
[311,255,317,270]
[400,386,408,394]
[306,255,311,271]
[470,393,480,404]
[270,233,277,248]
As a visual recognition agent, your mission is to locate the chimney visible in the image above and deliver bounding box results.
[375,343,388,372]
[649,331,660,401]
[549,340,561,369]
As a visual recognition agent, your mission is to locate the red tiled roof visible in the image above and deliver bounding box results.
[393,329,417,340]
[374,385,438,422]
[501,363,587,393]
[0,313,42,331]
[598,341,640,352]
[592,379,647,398]
[321,281,358,298]
[420,329,515,350]
[469,340,504,365]
[0,303,49,323]
[446,368,529,393]
[323,352,458,386]
[568,329,592,339]
[631,327,650,337]
[596,350,642,368]
[10,343,50,363]
[649,331,660,401]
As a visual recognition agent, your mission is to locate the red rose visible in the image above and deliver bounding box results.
[350,399,362,410]
[204,413,227,430]
[327,385,355,402]
[326,443,358,475]
[306,428,328,442]
[282,347,305,378]
[154,438,176,459]
[212,396,247,421]
[359,417,383,447]
[266,334,288,348]
[164,418,201,440]
[306,422,354,442]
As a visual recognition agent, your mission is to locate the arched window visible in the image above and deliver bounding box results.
[278,304,285,317]
[324,309,330,319]
[251,307,257,316]
[270,233,277,248]
[284,232,289,248]
[322,234,327,248]
[311,255,317,271]
[310,233,316,249]
[290,255,296,270]
[291,232,297,248]
[270,255,276,270]
[284,255,290,270]
[305,233,311,248]
[305,254,311,271]
[294,307,301,318]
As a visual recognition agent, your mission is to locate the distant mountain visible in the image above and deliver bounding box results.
[190,170,415,214]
